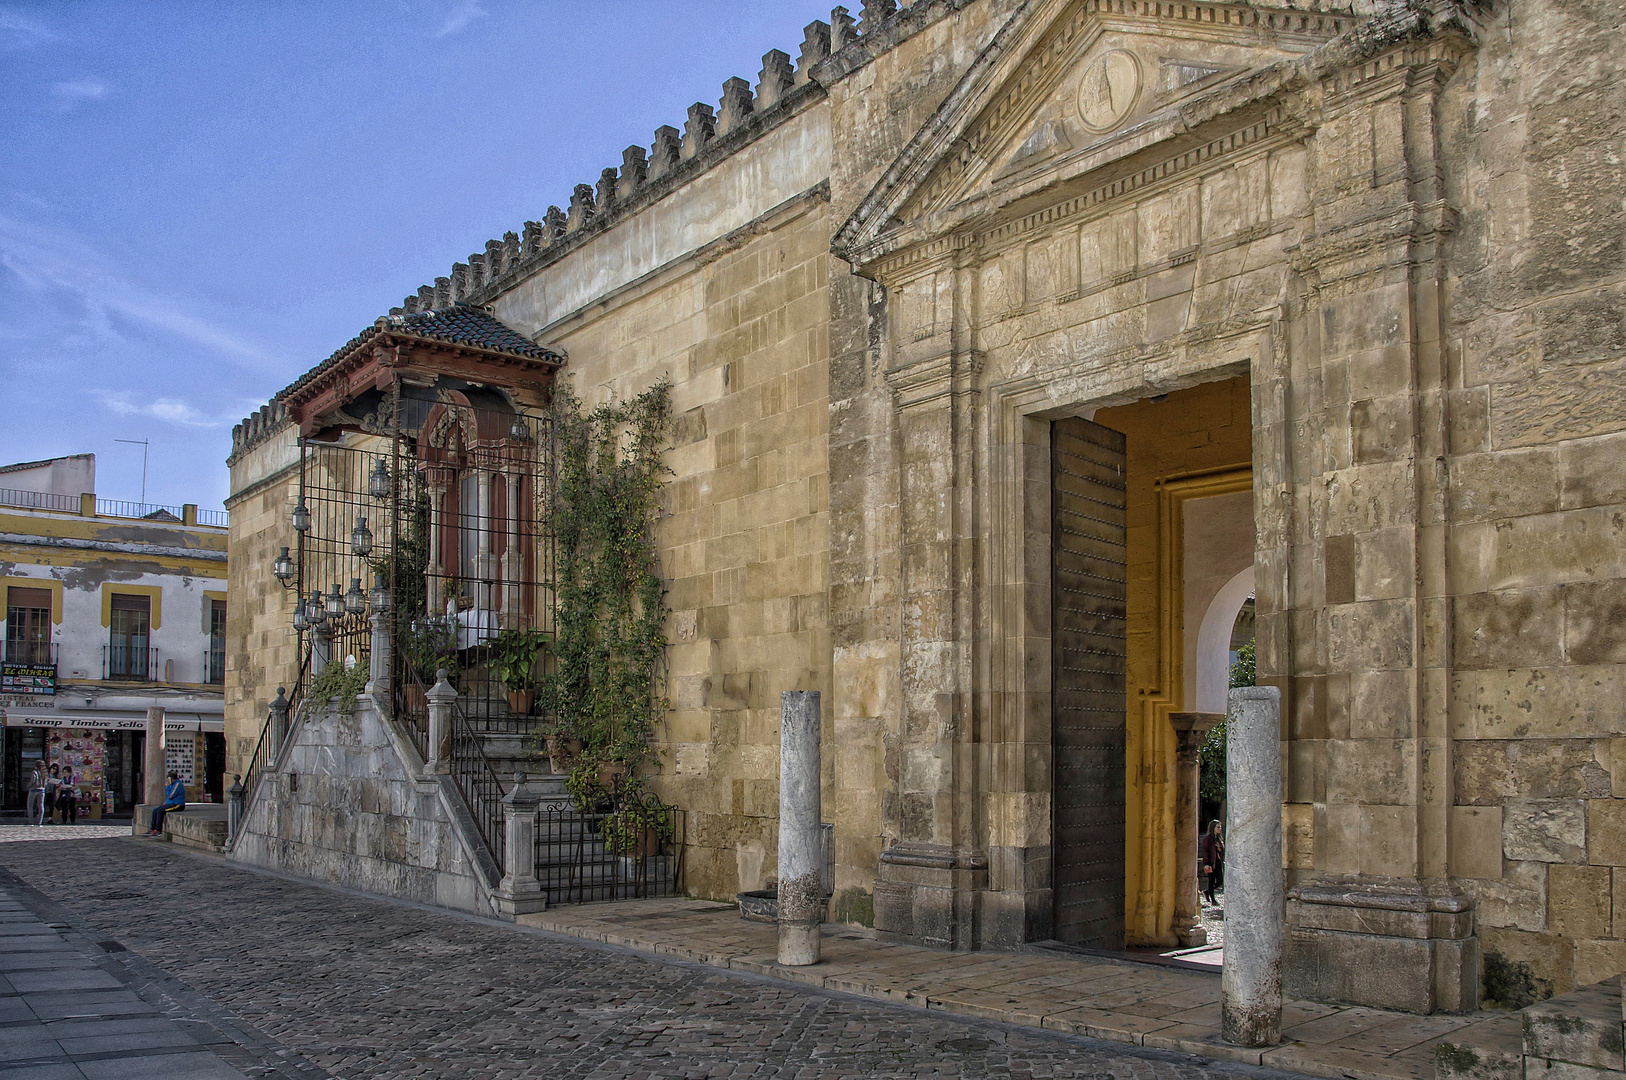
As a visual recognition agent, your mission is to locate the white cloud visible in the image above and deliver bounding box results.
[98,393,225,429]
[0,211,279,372]
[0,8,54,46]
[435,0,486,37]
[51,78,109,109]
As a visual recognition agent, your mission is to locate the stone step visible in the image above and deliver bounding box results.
[1523,977,1624,1073]
[158,806,228,853]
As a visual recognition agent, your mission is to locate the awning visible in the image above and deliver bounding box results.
[1,714,223,733]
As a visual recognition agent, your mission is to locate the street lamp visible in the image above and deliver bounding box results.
[273,547,294,585]
[509,415,531,442]
[367,458,391,500]
[304,590,326,628]
[351,514,373,557]
[344,578,366,615]
[370,574,390,614]
[291,497,311,534]
[324,583,343,620]
[292,604,309,632]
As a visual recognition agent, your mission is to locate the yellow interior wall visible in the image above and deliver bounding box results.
[1094,375,1252,945]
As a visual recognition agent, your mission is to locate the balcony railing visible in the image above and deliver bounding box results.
[103,644,159,681]
[0,488,80,513]
[206,643,226,685]
[3,641,57,666]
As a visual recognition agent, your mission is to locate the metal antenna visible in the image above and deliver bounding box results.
[114,438,149,509]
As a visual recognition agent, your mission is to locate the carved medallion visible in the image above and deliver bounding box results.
[1077,49,1141,134]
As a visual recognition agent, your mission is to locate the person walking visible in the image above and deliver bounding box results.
[1201,819,1224,905]
[146,772,186,837]
[26,761,47,827]
[57,768,78,826]
[43,764,61,825]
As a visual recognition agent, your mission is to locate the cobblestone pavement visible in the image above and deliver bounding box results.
[0,823,131,843]
[0,838,1309,1080]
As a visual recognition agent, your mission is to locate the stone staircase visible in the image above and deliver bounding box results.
[1437,976,1623,1080]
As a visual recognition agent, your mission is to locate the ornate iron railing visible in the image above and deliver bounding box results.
[537,788,684,904]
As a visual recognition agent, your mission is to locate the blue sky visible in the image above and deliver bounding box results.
[0,1,821,511]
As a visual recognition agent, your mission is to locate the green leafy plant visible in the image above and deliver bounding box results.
[538,379,673,769]
[491,627,550,693]
[565,762,613,813]
[601,794,675,857]
[400,615,459,686]
[1199,639,1254,805]
[309,656,370,712]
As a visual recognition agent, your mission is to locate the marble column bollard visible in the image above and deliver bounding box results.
[778,690,822,965]
[143,705,166,807]
[1223,686,1283,1047]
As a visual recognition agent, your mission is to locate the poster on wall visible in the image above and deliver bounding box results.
[164,736,195,787]
[46,729,105,820]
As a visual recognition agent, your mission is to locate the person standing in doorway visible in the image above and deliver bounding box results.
[146,772,186,837]
[57,768,78,825]
[26,762,46,826]
[1201,819,1224,905]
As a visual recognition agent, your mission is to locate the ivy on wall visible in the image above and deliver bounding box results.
[540,379,673,768]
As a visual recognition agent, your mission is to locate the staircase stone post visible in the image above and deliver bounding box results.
[268,687,289,759]
[425,669,454,774]
[495,771,545,918]
[227,774,244,841]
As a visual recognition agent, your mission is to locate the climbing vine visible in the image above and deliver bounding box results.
[539,379,673,769]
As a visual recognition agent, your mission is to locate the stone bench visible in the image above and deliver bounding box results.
[132,804,228,853]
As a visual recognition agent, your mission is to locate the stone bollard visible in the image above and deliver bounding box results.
[425,669,455,774]
[1222,686,1284,1047]
[777,690,822,966]
[495,771,545,917]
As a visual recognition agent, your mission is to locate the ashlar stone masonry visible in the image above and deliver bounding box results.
[226,0,1626,1014]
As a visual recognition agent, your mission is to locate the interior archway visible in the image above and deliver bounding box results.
[1194,567,1256,713]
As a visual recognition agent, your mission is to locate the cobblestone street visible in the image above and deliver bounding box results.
[0,837,1305,1080]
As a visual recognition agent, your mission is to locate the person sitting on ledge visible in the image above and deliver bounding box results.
[146,772,187,837]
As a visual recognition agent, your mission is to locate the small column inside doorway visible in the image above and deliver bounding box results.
[1168,712,1222,947]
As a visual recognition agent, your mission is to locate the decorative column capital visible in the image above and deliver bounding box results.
[1168,711,1223,764]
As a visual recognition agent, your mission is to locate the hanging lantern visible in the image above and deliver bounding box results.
[370,574,390,614]
[273,547,294,583]
[351,514,373,557]
[367,457,391,500]
[292,605,309,632]
[344,578,366,615]
[324,583,344,619]
[509,415,531,442]
[291,497,311,533]
[305,590,326,627]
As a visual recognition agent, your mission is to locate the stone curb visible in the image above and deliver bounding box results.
[519,912,1445,1080]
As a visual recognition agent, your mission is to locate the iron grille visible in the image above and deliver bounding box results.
[537,789,684,904]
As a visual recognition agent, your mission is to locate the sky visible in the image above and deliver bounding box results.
[0,0,823,511]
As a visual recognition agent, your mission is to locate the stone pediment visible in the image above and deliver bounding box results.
[833,0,1362,277]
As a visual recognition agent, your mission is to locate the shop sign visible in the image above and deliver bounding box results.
[0,714,216,732]
[0,664,55,696]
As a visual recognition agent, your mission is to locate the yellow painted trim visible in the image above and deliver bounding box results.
[101,584,163,630]
[0,512,227,552]
[0,544,226,578]
[1,576,64,626]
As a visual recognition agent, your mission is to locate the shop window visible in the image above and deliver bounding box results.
[207,598,226,684]
[5,587,52,665]
[108,594,151,680]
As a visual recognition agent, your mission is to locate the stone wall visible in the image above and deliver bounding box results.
[223,420,300,783]
[491,181,835,905]
[231,693,496,916]
[1432,0,1626,1005]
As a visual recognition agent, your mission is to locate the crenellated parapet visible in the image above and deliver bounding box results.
[228,400,289,465]
[388,8,926,317]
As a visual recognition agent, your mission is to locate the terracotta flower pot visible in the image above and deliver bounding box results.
[506,689,533,716]
[597,762,629,791]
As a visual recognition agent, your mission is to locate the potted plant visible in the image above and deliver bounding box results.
[491,627,549,717]
[399,614,458,706]
[601,794,673,858]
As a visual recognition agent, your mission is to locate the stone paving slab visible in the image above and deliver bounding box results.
[519,898,1524,1080]
[0,836,1338,1079]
